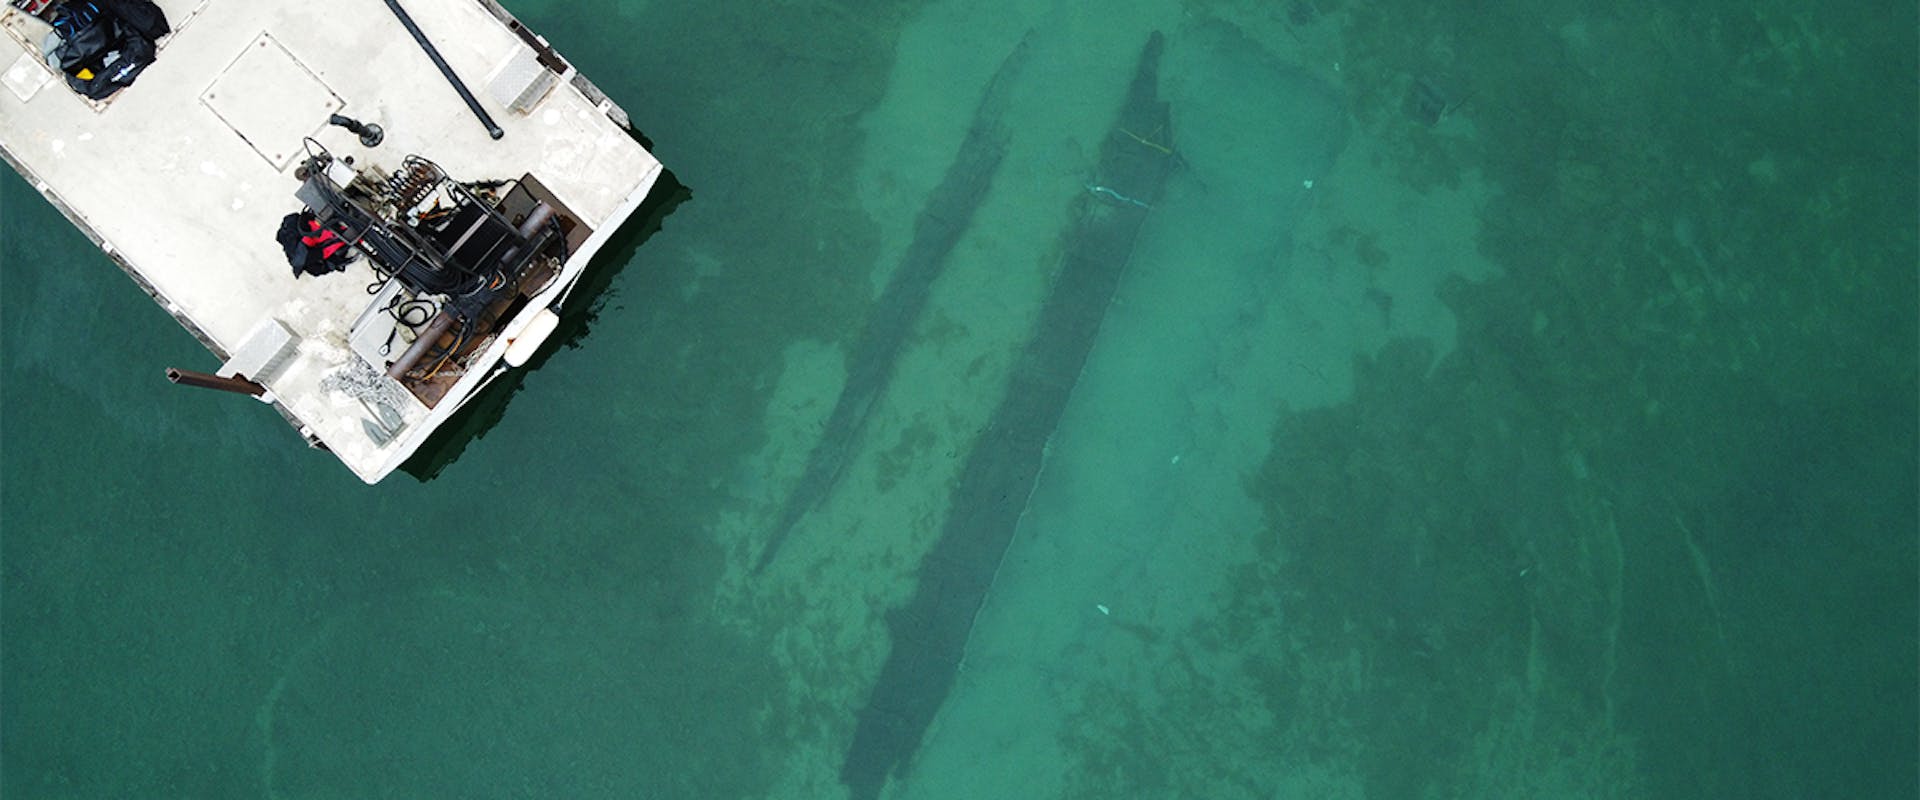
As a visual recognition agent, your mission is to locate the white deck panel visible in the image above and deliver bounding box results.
[1,0,663,482]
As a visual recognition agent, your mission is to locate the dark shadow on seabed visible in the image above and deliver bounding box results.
[840,32,1177,800]
[752,33,1032,573]
[403,170,691,481]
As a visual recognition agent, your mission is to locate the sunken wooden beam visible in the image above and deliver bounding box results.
[754,33,1035,573]
[839,32,1177,800]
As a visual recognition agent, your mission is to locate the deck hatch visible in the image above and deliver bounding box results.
[201,32,341,169]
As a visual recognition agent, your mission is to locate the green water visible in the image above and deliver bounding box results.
[3,1,1915,797]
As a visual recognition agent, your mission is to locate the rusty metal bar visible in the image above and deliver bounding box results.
[166,368,265,397]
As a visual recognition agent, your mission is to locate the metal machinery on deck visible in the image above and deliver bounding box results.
[295,143,566,401]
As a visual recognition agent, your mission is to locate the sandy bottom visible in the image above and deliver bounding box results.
[715,3,1499,796]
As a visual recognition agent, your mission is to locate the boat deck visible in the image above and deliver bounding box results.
[0,0,663,482]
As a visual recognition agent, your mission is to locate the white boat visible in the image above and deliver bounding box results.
[0,0,664,482]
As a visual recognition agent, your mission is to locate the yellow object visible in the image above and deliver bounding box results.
[76,68,94,80]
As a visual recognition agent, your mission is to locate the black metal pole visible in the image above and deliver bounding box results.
[382,0,506,140]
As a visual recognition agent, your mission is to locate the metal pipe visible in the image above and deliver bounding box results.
[327,113,385,147]
[515,201,554,239]
[167,368,265,397]
[383,0,506,140]
[388,309,459,380]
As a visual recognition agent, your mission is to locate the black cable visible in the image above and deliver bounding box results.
[384,294,436,329]
[547,216,569,262]
[422,319,474,379]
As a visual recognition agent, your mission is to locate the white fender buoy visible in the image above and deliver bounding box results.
[503,308,560,367]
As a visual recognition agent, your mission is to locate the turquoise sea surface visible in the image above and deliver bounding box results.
[3,1,1916,797]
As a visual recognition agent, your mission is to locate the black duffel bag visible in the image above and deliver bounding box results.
[60,18,155,99]
[52,0,169,100]
[102,0,170,41]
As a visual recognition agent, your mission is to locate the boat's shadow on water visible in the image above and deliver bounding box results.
[401,168,690,482]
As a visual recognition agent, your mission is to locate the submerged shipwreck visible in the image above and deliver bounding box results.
[0,0,663,482]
